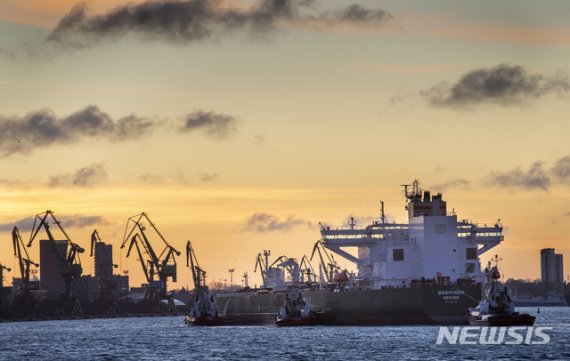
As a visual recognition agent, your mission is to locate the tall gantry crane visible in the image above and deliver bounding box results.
[254,251,270,287]
[90,230,118,276]
[90,230,118,304]
[12,226,39,294]
[299,255,318,284]
[121,213,180,298]
[310,240,339,283]
[186,241,207,295]
[27,210,84,298]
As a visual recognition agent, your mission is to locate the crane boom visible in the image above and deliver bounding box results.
[26,210,84,298]
[121,212,180,297]
[310,240,339,282]
[186,241,207,291]
[12,226,39,293]
[127,235,152,284]
[254,253,267,286]
[299,255,318,283]
[90,230,101,257]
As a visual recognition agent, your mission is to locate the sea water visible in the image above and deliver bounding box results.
[0,307,568,360]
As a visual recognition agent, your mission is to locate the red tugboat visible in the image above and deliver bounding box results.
[275,287,316,327]
[184,241,225,326]
[468,257,535,327]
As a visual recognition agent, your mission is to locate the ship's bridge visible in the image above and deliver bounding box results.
[320,222,409,264]
[318,184,504,287]
[457,220,504,255]
[320,220,503,264]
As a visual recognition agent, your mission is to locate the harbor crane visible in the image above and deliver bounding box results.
[274,257,301,284]
[299,255,318,284]
[186,241,207,294]
[12,226,39,294]
[90,230,118,307]
[121,212,180,299]
[310,240,339,283]
[254,250,271,287]
[90,230,118,273]
[269,255,288,269]
[27,210,84,298]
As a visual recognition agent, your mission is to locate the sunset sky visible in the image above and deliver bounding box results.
[1,0,570,290]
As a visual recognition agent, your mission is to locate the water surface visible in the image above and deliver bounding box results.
[0,307,568,360]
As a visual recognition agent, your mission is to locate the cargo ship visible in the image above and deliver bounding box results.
[216,180,504,325]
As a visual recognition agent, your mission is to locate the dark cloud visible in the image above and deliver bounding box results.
[551,156,570,182]
[422,64,570,107]
[486,161,550,191]
[0,217,35,233]
[181,110,238,140]
[60,215,109,228]
[0,105,154,155]
[0,214,107,233]
[485,155,570,191]
[47,0,394,48]
[200,173,218,182]
[244,212,313,232]
[430,178,471,192]
[0,106,243,155]
[320,4,393,26]
[49,163,108,187]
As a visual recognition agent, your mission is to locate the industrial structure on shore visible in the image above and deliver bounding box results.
[0,211,186,320]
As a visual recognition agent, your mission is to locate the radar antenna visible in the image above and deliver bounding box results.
[401,179,421,201]
[380,201,386,224]
[348,217,356,229]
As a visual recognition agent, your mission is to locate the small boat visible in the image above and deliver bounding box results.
[185,294,225,326]
[468,261,535,326]
[275,287,316,327]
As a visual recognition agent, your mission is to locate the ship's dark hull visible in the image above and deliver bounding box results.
[216,284,482,325]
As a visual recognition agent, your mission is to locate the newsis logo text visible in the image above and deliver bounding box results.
[436,327,553,345]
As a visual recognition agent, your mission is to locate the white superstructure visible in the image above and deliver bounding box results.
[320,180,503,289]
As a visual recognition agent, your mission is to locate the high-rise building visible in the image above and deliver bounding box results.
[93,242,113,278]
[541,248,564,284]
[40,239,68,299]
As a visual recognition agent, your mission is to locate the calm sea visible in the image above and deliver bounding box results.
[0,307,568,360]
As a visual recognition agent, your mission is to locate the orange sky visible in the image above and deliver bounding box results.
[0,0,569,290]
